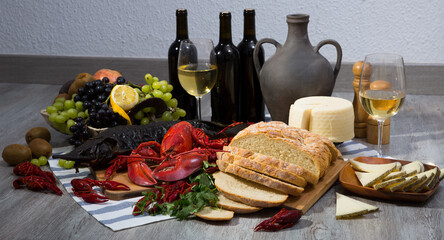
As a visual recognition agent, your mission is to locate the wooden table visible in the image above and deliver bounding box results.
[0,82,443,240]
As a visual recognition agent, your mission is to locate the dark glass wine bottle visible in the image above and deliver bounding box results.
[237,9,265,122]
[168,9,197,120]
[211,11,240,124]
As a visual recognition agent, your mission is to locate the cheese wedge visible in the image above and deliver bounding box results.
[373,177,405,190]
[355,169,393,187]
[423,167,440,191]
[401,161,423,177]
[349,159,397,173]
[400,174,427,191]
[384,175,418,192]
[382,171,406,181]
[335,193,378,219]
[439,168,444,181]
[394,162,402,171]
[404,170,435,192]
[288,96,354,142]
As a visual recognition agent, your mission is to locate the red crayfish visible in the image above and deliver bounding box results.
[12,162,62,195]
[71,178,130,203]
[105,121,231,186]
[254,208,303,232]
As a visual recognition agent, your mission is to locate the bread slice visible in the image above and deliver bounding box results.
[224,146,317,184]
[213,171,288,207]
[194,207,234,221]
[216,193,262,214]
[336,193,378,219]
[217,160,304,196]
[355,169,393,187]
[348,158,398,173]
[229,121,336,181]
[217,151,307,187]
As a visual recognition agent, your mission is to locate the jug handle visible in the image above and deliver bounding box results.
[253,38,282,78]
[314,39,343,81]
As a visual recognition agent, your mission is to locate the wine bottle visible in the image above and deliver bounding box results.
[168,9,197,120]
[237,9,265,122]
[211,11,240,124]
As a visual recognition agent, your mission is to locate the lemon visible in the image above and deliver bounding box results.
[110,85,139,111]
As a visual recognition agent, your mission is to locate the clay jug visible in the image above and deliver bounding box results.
[253,14,342,123]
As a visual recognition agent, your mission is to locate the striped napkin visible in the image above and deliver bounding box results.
[49,140,378,231]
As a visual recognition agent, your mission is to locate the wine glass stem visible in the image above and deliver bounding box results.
[196,96,202,121]
[376,119,384,157]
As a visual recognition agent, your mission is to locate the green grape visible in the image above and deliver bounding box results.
[152,90,163,98]
[152,81,161,90]
[49,113,58,122]
[53,122,66,132]
[159,85,168,93]
[134,110,144,120]
[60,111,69,119]
[145,73,154,84]
[30,158,40,166]
[175,108,187,117]
[172,111,181,120]
[53,102,64,111]
[153,77,159,82]
[161,92,172,102]
[38,156,48,166]
[58,159,67,167]
[64,100,75,110]
[144,94,152,99]
[161,111,173,121]
[46,106,58,114]
[159,80,168,86]
[55,97,65,104]
[66,119,76,128]
[84,109,89,117]
[140,117,150,125]
[75,101,84,111]
[143,107,153,113]
[55,115,67,124]
[67,108,78,119]
[71,94,77,100]
[166,84,173,92]
[64,160,75,169]
[167,98,178,108]
[141,85,151,93]
[77,111,86,119]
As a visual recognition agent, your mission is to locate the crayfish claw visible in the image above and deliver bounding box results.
[102,180,130,191]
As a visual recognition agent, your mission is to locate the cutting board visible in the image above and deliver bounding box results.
[282,159,347,213]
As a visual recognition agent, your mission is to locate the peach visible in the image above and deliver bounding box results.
[93,69,122,83]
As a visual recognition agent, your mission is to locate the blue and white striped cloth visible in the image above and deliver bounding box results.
[49,140,378,231]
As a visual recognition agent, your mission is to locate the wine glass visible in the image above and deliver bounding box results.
[177,38,217,121]
[359,53,406,157]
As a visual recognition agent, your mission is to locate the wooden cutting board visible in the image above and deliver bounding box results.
[282,159,347,213]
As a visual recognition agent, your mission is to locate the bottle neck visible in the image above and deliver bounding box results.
[219,14,233,44]
[285,21,311,46]
[176,11,188,39]
[243,13,256,39]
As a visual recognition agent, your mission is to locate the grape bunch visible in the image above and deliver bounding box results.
[46,97,88,134]
[67,117,91,146]
[76,78,127,128]
[132,74,186,124]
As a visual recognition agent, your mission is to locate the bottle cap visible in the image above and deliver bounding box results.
[220,11,231,18]
[176,9,187,16]
[244,9,255,15]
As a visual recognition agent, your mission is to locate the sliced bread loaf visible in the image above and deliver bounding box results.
[217,160,304,196]
[224,146,318,184]
[194,207,234,221]
[217,151,307,187]
[216,193,262,214]
[229,121,338,181]
[213,171,288,207]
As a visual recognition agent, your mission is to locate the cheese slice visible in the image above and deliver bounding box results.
[336,193,378,219]
[401,161,423,177]
[349,158,397,173]
[423,167,440,191]
[382,171,406,181]
[404,170,435,192]
[384,175,418,192]
[439,168,444,181]
[400,174,427,191]
[373,177,405,190]
[355,169,393,187]
[288,96,354,142]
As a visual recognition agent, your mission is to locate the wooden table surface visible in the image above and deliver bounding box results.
[0,82,443,240]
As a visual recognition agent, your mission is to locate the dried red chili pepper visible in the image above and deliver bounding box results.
[254,208,303,232]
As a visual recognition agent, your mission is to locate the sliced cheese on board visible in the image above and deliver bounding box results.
[349,158,397,173]
[404,170,435,192]
[423,167,440,191]
[382,171,406,181]
[384,175,418,192]
[335,193,378,219]
[355,169,393,187]
[288,96,354,142]
[373,177,405,190]
[401,161,423,177]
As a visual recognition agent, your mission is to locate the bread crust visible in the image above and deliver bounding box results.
[216,193,262,214]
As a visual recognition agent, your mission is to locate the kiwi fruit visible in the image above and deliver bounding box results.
[2,144,32,165]
[26,127,51,144]
[68,72,95,97]
[28,138,52,158]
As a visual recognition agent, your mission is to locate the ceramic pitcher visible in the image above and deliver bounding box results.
[253,14,342,123]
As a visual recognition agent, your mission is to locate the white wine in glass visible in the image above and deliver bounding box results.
[359,53,406,157]
[178,39,217,121]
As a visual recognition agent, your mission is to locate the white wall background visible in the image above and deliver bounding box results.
[1,0,443,64]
